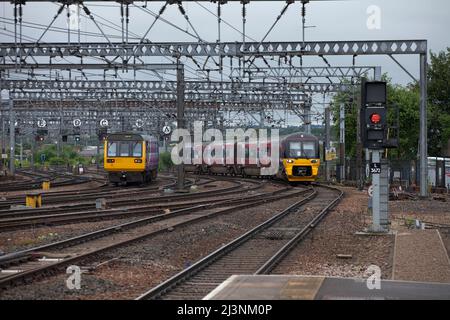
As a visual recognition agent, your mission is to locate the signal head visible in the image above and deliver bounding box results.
[370,113,381,124]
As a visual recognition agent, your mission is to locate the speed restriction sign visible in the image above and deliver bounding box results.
[136,119,144,128]
[99,119,109,127]
[73,118,82,127]
[37,119,47,128]
[162,125,171,135]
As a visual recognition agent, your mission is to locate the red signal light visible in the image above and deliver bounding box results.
[370,113,381,124]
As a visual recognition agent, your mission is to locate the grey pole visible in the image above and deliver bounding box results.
[370,150,384,232]
[1,110,4,173]
[356,95,363,190]
[96,139,100,170]
[58,101,63,159]
[304,102,311,134]
[339,103,345,182]
[9,99,15,176]
[31,131,35,171]
[324,107,330,181]
[19,137,23,167]
[176,62,185,190]
[419,53,428,197]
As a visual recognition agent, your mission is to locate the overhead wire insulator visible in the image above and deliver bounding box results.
[18,4,22,22]
[159,3,168,15]
[125,4,129,43]
[177,3,186,16]
[82,5,91,16]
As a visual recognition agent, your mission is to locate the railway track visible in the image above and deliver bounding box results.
[136,184,343,300]
[0,178,269,230]
[0,181,306,289]
[0,174,189,210]
[0,169,100,192]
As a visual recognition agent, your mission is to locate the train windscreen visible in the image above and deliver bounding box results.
[107,141,143,157]
[287,141,317,159]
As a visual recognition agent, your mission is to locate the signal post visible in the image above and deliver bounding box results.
[361,80,397,233]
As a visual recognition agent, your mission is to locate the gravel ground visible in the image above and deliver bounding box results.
[0,174,29,184]
[393,229,450,283]
[0,186,306,300]
[389,196,450,258]
[0,218,147,253]
[390,196,450,226]
[441,230,450,262]
[272,187,394,280]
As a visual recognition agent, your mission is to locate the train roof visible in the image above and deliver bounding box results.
[280,132,319,142]
[106,132,156,142]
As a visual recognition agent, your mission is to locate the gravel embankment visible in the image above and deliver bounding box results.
[272,187,395,279]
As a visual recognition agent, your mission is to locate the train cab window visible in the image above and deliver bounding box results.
[119,142,130,157]
[288,142,302,158]
[107,142,118,157]
[132,142,143,157]
[303,142,316,158]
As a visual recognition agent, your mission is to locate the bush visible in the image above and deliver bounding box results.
[158,152,173,172]
[33,144,89,167]
[49,157,66,165]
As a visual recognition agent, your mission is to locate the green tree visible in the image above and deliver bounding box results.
[387,82,420,159]
[427,48,450,156]
[330,81,360,158]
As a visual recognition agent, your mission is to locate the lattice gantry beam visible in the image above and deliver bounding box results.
[0,80,352,93]
[4,100,304,112]
[232,66,379,78]
[9,90,308,102]
[0,40,427,59]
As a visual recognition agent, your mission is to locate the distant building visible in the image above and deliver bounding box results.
[79,146,100,157]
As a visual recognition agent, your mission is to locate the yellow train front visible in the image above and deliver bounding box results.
[280,133,320,183]
[104,132,159,185]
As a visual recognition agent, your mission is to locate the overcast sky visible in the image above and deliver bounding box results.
[1,0,449,85]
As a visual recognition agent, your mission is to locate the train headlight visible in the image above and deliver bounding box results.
[286,159,294,163]
[311,159,317,163]
[107,159,115,163]
[134,159,143,163]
